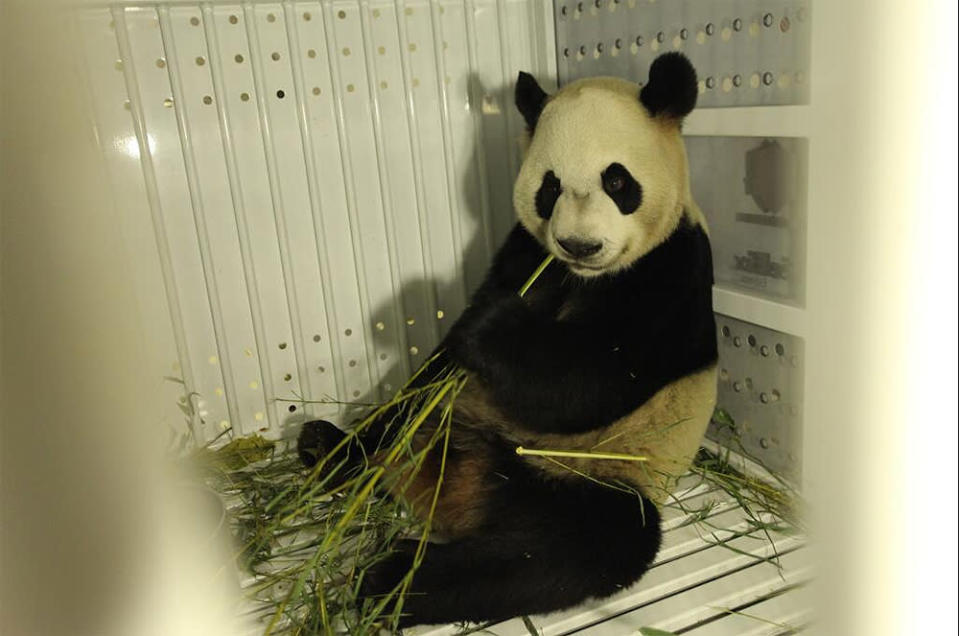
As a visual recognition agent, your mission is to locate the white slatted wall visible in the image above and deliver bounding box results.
[78,1,555,443]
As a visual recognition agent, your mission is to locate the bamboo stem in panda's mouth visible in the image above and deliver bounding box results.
[515,446,649,462]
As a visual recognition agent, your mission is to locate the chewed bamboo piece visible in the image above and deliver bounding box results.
[515,446,649,463]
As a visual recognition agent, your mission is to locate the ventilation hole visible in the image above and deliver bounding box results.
[378,46,386,55]
[771,389,781,401]
[409,346,419,355]
[349,360,357,367]
[288,404,297,413]
[313,334,321,342]
[733,336,742,347]
[614,38,622,49]
[195,56,206,66]
[344,328,352,336]
[719,368,729,380]
[271,51,281,61]
[721,325,731,337]
[760,344,770,356]
[436,310,444,320]
[303,11,311,21]
[563,47,570,57]
[163,98,174,108]
[190,16,200,26]
[283,373,292,381]
[408,43,417,52]
[412,78,420,88]
[276,89,285,99]
[307,48,317,58]
[342,47,351,56]
[759,438,769,449]
[747,334,757,347]
[705,76,715,89]
[278,342,287,350]
[705,22,715,35]
[244,348,253,357]
[123,100,131,110]
[235,53,244,63]
[229,14,238,24]
[338,10,347,19]
[372,8,381,18]
[202,95,213,105]
[312,87,321,95]
[733,74,743,87]
[760,392,769,404]
[404,7,413,16]
[763,12,774,27]
[267,13,276,23]
[318,365,326,373]
[733,18,743,31]
[375,321,385,331]
[406,318,415,326]
[347,84,356,92]
[379,353,387,361]
[733,381,742,392]
[380,80,388,90]
[249,380,258,389]
[744,377,754,389]
[762,72,774,86]
[240,92,250,101]
[353,390,361,397]
[114,59,123,71]
[680,28,689,40]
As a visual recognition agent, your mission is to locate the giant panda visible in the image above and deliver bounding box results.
[298,51,717,629]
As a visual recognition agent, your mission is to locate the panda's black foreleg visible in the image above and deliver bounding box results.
[360,473,662,628]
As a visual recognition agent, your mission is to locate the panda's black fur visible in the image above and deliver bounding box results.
[298,52,716,629]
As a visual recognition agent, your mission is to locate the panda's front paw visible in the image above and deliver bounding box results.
[358,541,417,606]
[445,295,527,373]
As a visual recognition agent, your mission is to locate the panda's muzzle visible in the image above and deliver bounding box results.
[556,237,603,260]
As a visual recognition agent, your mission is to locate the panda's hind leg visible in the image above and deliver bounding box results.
[360,463,662,628]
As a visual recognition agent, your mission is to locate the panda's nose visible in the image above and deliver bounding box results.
[557,237,603,259]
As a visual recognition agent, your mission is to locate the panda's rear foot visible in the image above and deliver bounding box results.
[296,419,349,469]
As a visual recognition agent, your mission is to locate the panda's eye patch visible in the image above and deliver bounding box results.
[535,170,562,220]
[601,162,642,215]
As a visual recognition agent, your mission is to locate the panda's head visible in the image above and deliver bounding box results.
[513,53,699,278]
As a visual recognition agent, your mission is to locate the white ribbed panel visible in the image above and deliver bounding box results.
[79,1,556,441]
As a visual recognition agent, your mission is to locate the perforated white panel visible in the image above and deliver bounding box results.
[78,1,555,442]
[555,0,811,107]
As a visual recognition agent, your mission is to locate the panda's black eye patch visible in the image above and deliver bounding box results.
[535,170,562,220]
[602,162,642,215]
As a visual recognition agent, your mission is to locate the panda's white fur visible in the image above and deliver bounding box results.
[514,76,709,279]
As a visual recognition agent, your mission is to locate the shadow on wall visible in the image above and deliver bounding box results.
[277,72,525,438]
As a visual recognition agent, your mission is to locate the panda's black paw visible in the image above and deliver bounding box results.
[296,419,348,468]
[358,541,419,620]
[445,295,528,372]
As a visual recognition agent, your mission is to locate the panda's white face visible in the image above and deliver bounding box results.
[513,77,691,278]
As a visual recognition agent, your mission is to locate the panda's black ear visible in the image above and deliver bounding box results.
[515,71,549,133]
[639,52,698,121]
